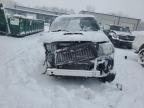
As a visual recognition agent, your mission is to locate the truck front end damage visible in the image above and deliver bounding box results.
[43,41,115,81]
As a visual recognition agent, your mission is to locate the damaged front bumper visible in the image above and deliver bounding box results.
[47,69,115,78]
[47,56,115,78]
[111,35,134,48]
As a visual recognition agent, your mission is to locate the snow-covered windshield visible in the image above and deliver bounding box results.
[50,17,100,32]
[110,25,130,32]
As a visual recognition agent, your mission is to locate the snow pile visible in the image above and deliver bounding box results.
[0,35,45,108]
[114,49,144,108]
[0,38,51,107]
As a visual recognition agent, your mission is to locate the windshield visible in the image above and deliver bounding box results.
[50,17,100,32]
[110,25,130,32]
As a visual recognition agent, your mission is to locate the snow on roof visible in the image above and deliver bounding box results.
[109,24,129,28]
[13,14,25,18]
[80,10,141,21]
[58,14,95,18]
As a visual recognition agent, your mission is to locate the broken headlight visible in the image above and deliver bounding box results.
[110,32,119,39]
[98,42,114,56]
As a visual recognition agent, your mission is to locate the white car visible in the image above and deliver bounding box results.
[133,33,144,66]
[43,14,116,82]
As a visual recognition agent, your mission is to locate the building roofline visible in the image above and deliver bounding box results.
[15,5,67,14]
[80,10,141,21]
[5,5,67,16]
[57,14,95,18]
[5,7,59,16]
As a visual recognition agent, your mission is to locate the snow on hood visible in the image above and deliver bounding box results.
[132,31,144,37]
[112,30,133,36]
[41,30,110,43]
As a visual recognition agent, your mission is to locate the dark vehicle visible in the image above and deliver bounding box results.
[104,25,135,49]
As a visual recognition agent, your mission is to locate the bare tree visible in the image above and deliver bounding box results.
[85,5,95,12]
[0,0,16,6]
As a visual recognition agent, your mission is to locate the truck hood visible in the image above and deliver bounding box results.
[112,30,133,36]
[42,31,110,43]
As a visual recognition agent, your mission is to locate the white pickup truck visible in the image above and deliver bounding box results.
[42,14,116,82]
[133,32,144,67]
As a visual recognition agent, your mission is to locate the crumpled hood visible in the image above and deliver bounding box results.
[112,30,133,36]
[42,31,110,43]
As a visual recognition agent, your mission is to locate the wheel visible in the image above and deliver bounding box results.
[100,73,116,83]
[138,48,144,67]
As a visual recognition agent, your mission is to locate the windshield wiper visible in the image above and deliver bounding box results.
[51,29,68,32]
[80,29,88,32]
[80,29,99,32]
[64,32,83,35]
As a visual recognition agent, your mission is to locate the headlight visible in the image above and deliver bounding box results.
[43,43,56,52]
[98,42,114,56]
[110,32,119,39]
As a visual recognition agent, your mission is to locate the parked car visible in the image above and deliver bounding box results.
[104,25,135,49]
[42,14,116,82]
[133,33,144,67]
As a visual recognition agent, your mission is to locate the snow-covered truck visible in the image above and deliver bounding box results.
[104,25,135,49]
[43,15,116,82]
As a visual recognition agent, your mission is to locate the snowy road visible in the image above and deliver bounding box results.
[0,33,144,108]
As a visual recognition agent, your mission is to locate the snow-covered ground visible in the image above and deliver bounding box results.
[0,33,144,108]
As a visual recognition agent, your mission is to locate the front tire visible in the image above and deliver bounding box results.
[138,48,144,67]
[100,73,116,83]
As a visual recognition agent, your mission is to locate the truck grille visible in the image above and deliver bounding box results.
[119,35,135,41]
[55,42,97,66]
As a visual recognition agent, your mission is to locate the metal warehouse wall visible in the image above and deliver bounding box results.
[80,11,140,31]
[137,21,144,31]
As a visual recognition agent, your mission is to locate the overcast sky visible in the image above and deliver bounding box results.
[14,0,144,19]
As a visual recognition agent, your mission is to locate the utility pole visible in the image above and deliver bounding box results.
[117,16,121,25]
[14,2,17,14]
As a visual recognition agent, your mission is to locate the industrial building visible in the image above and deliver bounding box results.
[2,4,141,31]
[80,11,140,31]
